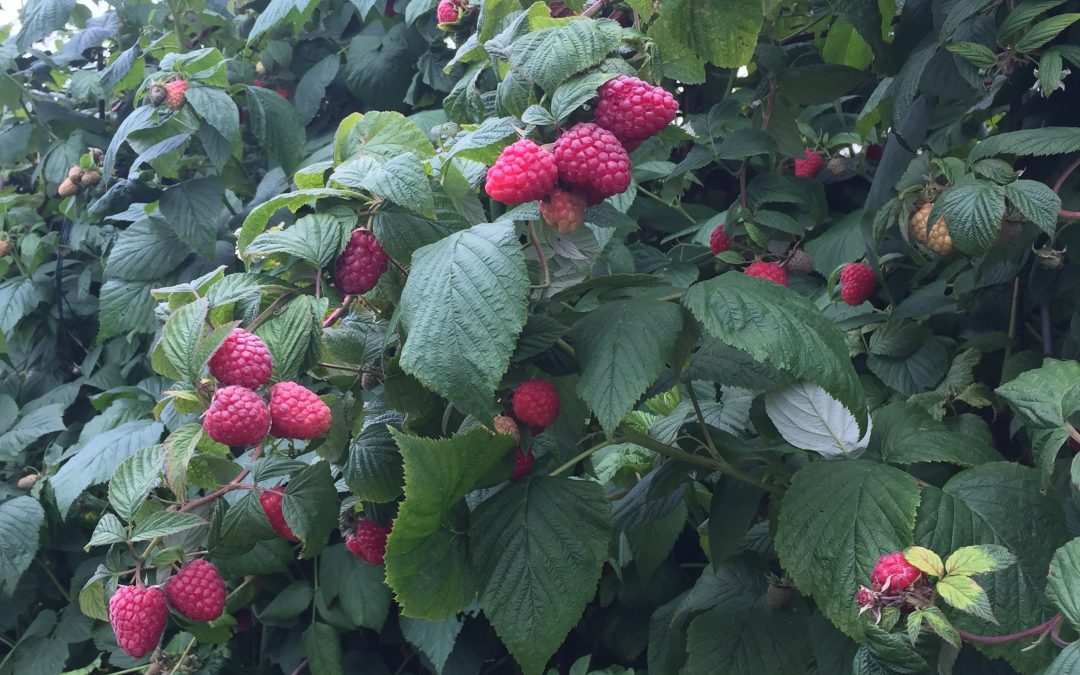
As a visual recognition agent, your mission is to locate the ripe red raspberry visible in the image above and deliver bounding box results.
[165,559,226,622]
[870,551,922,591]
[865,143,883,162]
[260,487,299,542]
[269,381,332,439]
[709,224,730,255]
[436,0,462,23]
[553,123,631,204]
[594,75,679,145]
[208,328,273,388]
[511,448,534,481]
[345,518,392,565]
[275,88,289,98]
[164,80,188,110]
[336,229,388,294]
[840,262,876,306]
[109,585,168,658]
[794,148,824,179]
[203,386,270,447]
[512,380,560,429]
[253,79,265,88]
[744,261,789,287]
[485,139,558,204]
[539,187,587,234]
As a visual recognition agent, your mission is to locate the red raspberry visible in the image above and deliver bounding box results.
[553,123,632,204]
[865,143,883,162]
[436,0,462,23]
[164,80,188,110]
[259,487,299,542]
[165,559,226,622]
[109,585,168,658]
[512,380,560,429]
[539,187,587,234]
[336,229,388,294]
[709,224,730,255]
[870,551,922,591]
[594,75,679,145]
[744,261,789,287]
[253,79,265,88]
[203,386,270,446]
[208,328,273,388]
[485,139,558,204]
[276,88,289,98]
[269,381,332,440]
[794,148,824,179]
[345,518,392,565]
[840,262,876,306]
[510,448,534,481]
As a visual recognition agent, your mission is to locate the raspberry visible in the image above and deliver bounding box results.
[744,261,789,287]
[553,123,632,204]
[268,381,332,439]
[870,551,922,591]
[786,250,815,275]
[253,79,265,88]
[165,559,226,622]
[259,487,299,542]
[109,585,168,658]
[0,240,11,257]
[709,224,730,255]
[148,84,167,106]
[336,229,388,294]
[539,187,587,234]
[594,75,679,145]
[512,380,560,429]
[58,178,78,197]
[436,0,462,23]
[203,386,270,447]
[865,143,884,162]
[164,80,188,110]
[276,88,289,98]
[489,415,520,441]
[840,262,876,306]
[794,148,824,179]
[345,518,392,565]
[208,328,273,388]
[511,448,534,481]
[485,139,558,204]
[909,203,954,255]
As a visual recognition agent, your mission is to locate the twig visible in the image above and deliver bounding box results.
[619,428,780,494]
[245,292,298,333]
[686,384,721,460]
[548,440,612,477]
[1052,157,1080,193]
[957,614,1062,646]
[289,659,308,675]
[1067,423,1080,445]
[180,445,263,512]
[322,295,351,329]
[1001,277,1020,385]
[317,362,378,375]
[638,186,696,224]
[528,221,550,287]
[581,0,605,17]
[1041,303,1053,355]
[167,637,197,675]
[760,78,776,131]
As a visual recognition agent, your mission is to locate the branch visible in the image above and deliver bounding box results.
[619,428,781,494]
[956,614,1063,646]
[179,445,263,512]
[322,295,352,329]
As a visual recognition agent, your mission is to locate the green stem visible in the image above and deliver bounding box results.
[685,384,721,460]
[245,291,298,333]
[167,636,197,675]
[639,186,696,224]
[35,559,70,602]
[548,440,612,477]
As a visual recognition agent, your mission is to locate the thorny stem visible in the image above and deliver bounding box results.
[581,0,605,17]
[956,613,1064,646]
[167,636,198,675]
[1053,157,1080,220]
[760,78,777,132]
[180,445,263,513]
[738,160,749,208]
[548,440,612,477]
[318,361,378,375]
[528,221,550,288]
[322,295,352,329]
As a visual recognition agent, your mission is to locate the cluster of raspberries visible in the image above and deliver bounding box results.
[477,379,562,481]
[485,75,679,234]
[202,328,332,447]
[109,559,227,658]
[856,551,932,624]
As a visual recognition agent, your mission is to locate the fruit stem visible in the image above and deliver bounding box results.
[527,221,550,288]
[167,635,198,675]
[1067,423,1080,445]
[180,444,263,513]
[548,440,612,477]
[322,295,352,329]
[956,613,1063,646]
[245,291,298,333]
[638,186,696,224]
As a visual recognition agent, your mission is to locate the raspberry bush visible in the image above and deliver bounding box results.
[3,0,1080,674]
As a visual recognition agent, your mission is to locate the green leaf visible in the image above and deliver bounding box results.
[0,404,67,457]
[103,105,157,179]
[185,86,240,145]
[385,428,515,619]
[105,219,190,281]
[868,402,1001,468]
[907,606,961,648]
[1004,179,1061,236]
[239,189,355,252]
[946,42,998,69]
[996,358,1080,486]
[573,300,682,435]
[163,424,202,501]
[0,496,45,595]
[1045,643,1080,675]
[945,544,1017,577]
[130,511,207,541]
[109,446,163,522]
[718,128,779,160]
[295,54,340,125]
[399,616,463,673]
[245,213,349,268]
[344,423,404,503]
[398,223,528,419]
[0,278,43,337]
[682,272,865,431]
[361,153,435,219]
[159,178,226,259]
[969,127,1080,161]
[904,546,945,577]
[471,476,612,675]
[248,0,317,43]
[936,574,996,622]
[998,0,1069,41]
[51,420,164,516]
[282,461,339,558]
[1015,13,1080,52]
[17,0,75,51]
[930,179,1006,254]
[97,279,157,340]
[445,117,518,164]
[1046,539,1080,630]
[550,72,617,122]
[507,19,621,91]
[255,296,326,382]
[651,0,762,71]
[867,337,950,396]
[688,338,792,392]
[764,382,872,459]
[161,298,209,386]
[302,623,344,675]
[823,19,874,69]
[246,85,306,175]
[335,110,434,163]
[775,460,920,637]
[316,544,391,631]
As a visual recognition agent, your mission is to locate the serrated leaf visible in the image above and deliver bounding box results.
[295,54,340,125]
[281,461,339,558]
[775,460,920,637]
[398,223,528,419]
[682,272,865,431]
[255,296,326,382]
[102,105,157,180]
[550,72,616,122]
[937,574,996,622]
[904,546,945,577]
[109,446,163,522]
[343,423,403,503]
[317,544,391,631]
[908,606,961,648]
[245,213,349,268]
[1015,13,1080,52]
[52,421,165,516]
[446,117,518,164]
[1045,643,1080,674]
[945,544,1017,577]
[385,428,514,619]
[764,381,872,459]
[508,19,621,91]
[17,0,76,51]
[868,402,1001,468]
[246,85,306,175]
[996,358,1080,486]
[161,298,209,386]
[1047,539,1080,630]
[399,616,463,673]
[931,179,1006,254]
[302,623,344,675]
[0,497,45,595]
[130,511,207,541]
[105,219,190,281]
[471,476,612,675]
[239,189,356,252]
[86,514,127,547]
[361,152,435,218]
[163,424,202,501]
[651,0,762,71]
[159,178,226,259]
[335,110,434,163]
[1004,179,1061,236]
[185,86,240,145]
[946,42,997,68]
[969,127,1080,161]
[0,404,67,457]
[573,300,682,435]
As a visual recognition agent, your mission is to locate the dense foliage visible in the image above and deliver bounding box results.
[2,0,1080,673]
